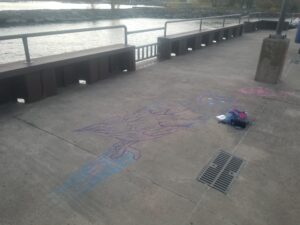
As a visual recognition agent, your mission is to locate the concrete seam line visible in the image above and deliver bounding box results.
[131,171,197,204]
[13,116,97,156]
[182,185,211,225]
[233,99,266,154]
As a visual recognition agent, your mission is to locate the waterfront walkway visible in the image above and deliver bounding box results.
[0,29,299,225]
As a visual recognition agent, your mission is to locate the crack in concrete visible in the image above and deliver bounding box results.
[13,116,97,156]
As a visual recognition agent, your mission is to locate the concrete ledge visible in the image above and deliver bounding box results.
[0,44,136,104]
[158,24,244,61]
[244,20,290,33]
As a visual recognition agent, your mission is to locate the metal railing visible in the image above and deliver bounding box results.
[127,27,164,35]
[0,25,128,64]
[132,14,243,61]
[164,14,243,36]
[127,27,163,62]
[0,12,298,64]
[246,12,300,23]
[135,43,158,62]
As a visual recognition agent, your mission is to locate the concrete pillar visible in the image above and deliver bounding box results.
[255,37,290,84]
[243,22,253,33]
[41,68,57,96]
[158,37,172,61]
[63,65,78,86]
[0,79,13,104]
[109,51,135,74]
[239,25,244,36]
[214,30,222,42]
[13,72,44,103]
[175,39,188,55]
[98,57,110,80]
[123,50,136,72]
[187,36,196,50]
[86,59,100,84]
[208,32,214,45]
[223,28,229,39]
[219,29,225,41]
[195,34,202,49]
[227,27,234,39]
[201,33,210,45]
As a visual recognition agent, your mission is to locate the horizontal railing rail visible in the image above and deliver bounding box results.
[127,27,165,35]
[164,14,243,36]
[0,25,128,64]
[0,25,128,41]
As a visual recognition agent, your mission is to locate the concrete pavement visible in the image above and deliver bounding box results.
[0,29,300,225]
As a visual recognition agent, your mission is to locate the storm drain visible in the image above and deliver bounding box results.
[197,150,244,194]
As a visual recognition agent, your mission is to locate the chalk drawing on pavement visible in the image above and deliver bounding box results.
[54,102,203,196]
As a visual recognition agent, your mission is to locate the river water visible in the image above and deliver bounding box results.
[0,1,162,10]
[0,17,239,65]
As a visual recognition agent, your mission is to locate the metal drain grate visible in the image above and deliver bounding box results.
[197,150,244,194]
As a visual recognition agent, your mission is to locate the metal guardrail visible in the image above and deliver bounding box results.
[164,14,242,36]
[135,43,158,62]
[133,14,242,61]
[0,24,164,64]
[246,12,300,23]
[0,12,298,64]
[0,25,128,64]
[127,27,164,35]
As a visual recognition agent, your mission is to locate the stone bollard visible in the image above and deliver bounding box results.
[255,36,290,84]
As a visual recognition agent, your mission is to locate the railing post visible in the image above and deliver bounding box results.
[222,18,226,27]
[124,26,128,45]
[22,36,31,64]
[290,13,294,24]
[164,22,167,37]
[199,19,203,31]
